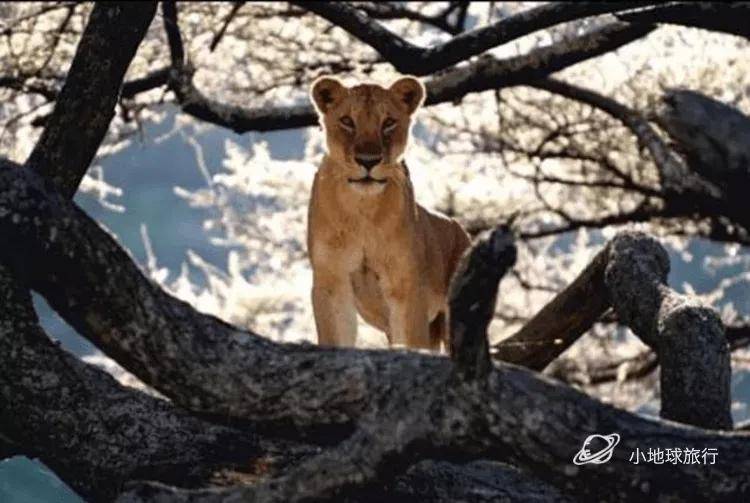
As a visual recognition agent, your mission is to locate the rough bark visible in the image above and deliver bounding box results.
[0,261,268,501]
[119,362,750,503]
[605,232,732,429]
[25,2,157,198]
[374,460,574,503]
[494,230,732,429]
[1,160,749,502]
[0,5,279,500]
[449,226,516,380]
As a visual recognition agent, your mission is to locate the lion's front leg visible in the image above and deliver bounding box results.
[383,274,430,349]
[312,266,358,347]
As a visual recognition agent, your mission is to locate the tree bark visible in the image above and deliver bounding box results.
[605,232,732,429]
[25,2,157,198]
[0,261,269,501]
[449,226,516,380]
[0,162,748,502]
[495,230,732,429]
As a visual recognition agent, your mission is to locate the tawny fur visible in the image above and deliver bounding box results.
[307,75,471,350]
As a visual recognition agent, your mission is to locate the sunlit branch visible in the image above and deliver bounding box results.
[294,2,656,75]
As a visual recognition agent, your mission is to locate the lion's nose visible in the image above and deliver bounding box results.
[355,154,382,171]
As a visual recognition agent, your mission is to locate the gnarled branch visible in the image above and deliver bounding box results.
[0,163,748,502]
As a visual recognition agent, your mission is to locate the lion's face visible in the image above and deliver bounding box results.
[311,76,425,193]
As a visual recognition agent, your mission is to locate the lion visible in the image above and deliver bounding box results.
[307,75,471,350]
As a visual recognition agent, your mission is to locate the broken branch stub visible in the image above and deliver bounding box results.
[449,226,516,380]
[604,232,732,429]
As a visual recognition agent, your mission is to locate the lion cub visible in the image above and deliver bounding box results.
[307,75,471,350]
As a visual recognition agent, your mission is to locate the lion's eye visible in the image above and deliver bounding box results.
[382,118,397,133]
[339,116,355,130]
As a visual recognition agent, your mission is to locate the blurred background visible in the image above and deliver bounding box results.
[0,2,748,501]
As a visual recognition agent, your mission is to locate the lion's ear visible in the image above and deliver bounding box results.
[310,76,347,114]
[389,76,425,115]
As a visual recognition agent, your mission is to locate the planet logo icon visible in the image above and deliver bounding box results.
[573,433,621,465]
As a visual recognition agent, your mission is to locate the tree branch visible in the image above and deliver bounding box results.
[494,231,732,429]
[1,161,748,502]
[0,259,263,501]
[529,77,716,196]
[656,88,750,237]
[548,318,750,387]
[294,2,655,75]
[157,18,653,133]
[605,232,732,429]
[209,2,245,52]
[493,244,611,370]
[24,1,157,197]
[618,2,750,39]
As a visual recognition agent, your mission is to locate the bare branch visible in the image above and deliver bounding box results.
[209,2,245,52]
[24,1,157,197]
[493,245,610,370]
[294,2,655,75]
[157,20,653,133]
[121,67,170,99]
[618,2,750,39]
[529,77,715,195]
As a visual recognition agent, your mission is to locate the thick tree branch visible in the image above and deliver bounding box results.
[656,89,750,237]
[158,17,653,133]
[423,22,654,106]
[493,232,732,429]
[24,1,157,197]
[605,232,732,429]
[0,260,264,501]
[493,245,610,370]
[0,7,271,499]
[294,2,654,75]
[618,2,750,39]
[1,161,748,502]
